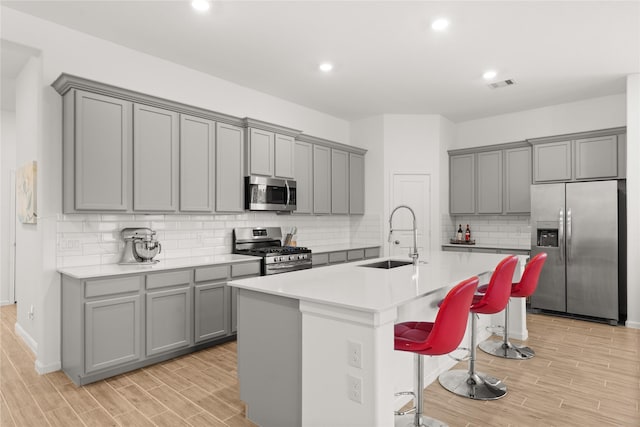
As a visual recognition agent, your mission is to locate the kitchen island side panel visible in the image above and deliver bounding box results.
[237,289,301,427]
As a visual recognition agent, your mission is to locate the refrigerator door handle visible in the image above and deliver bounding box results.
[566,208,572,264]
[558,208,564,262]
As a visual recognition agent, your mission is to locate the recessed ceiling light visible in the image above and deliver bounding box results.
[483,70,498,80]
[319,62,333,72]
[191,0,210,12]
[431,18,450,31]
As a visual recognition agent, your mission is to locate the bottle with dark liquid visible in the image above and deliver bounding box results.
[457,224,463,241]
[465,224,471,242]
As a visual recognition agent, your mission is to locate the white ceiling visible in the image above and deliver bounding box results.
[2,1,639,122]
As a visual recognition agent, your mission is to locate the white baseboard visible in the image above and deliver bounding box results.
[1,300,15,306]
[14,322,38,356]
[36,359,61,374]
[625,319,640,329]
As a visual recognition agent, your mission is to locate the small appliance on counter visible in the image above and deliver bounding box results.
[233,227,311,275]
[119,227,162,264]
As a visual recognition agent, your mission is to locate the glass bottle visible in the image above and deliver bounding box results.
[465,224,471,242]
[457,224,463,241]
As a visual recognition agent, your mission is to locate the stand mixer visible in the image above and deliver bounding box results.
[119,228,162,264]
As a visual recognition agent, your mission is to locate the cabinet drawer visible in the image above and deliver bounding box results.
[85,276,142,298]
[231,262,261,277]
[146,270,191,290]
[329,251,347,263]
[347,249,365,261]
[195,265,229,282]
[312,253,329,266]
[364,247,380,259]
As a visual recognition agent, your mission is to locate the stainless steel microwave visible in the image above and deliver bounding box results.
[245,176,297,212]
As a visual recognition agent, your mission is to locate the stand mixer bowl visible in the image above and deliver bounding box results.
[133,239,161,262]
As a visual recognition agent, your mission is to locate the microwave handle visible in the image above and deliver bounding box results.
[285,180,290,206]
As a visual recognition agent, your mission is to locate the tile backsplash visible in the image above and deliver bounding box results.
[57,213,382,268]
[442,215,531,249]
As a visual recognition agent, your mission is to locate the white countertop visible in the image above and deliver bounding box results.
[309,243,381,253]
[229,251,525,313]
[441,243,531,251]
[58,254,260,279]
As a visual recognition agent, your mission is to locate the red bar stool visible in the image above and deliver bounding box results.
[478,253,547,359]
[394,276,479,427]
[438,255,518,401]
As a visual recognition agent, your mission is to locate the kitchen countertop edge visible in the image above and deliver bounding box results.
[57,254,261,279]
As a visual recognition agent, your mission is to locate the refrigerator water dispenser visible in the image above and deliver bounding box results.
[537,229,558,247]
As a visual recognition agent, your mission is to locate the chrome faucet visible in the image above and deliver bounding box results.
[388,205,419,266]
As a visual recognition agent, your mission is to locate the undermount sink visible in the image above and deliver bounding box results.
[360,260,414,269]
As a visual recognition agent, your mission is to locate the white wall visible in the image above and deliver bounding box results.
[626,74,640,328]
[454,94,627,148]
[0,5,354,372]
[1,110,16,305]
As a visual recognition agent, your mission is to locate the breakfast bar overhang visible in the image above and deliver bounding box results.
[228,251,527,427]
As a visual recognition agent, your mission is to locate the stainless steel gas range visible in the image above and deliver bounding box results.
[233,227,312,275]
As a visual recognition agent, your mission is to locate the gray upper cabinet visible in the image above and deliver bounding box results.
[294,140,313,214]
[331,149,349,214]
[449,142,531,215]
[133,104,179,211]
[274,134,295,179]
[504,146,531,213]
[247,128,274,177]
[216,123,245,212]
[476,150,502,214]
[65,90,131,212]
[574,135,618,180]
[530,128,626,183]
[180,114,215,212]
[313,145,331,214]
[349,153,365,215]
[533,140,571,183]
[449,154,475,214]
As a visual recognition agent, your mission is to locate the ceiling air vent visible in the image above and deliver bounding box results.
[488,79,516,89]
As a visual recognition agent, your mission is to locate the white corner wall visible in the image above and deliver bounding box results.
[626,74,640,328]
[1,110,16,305]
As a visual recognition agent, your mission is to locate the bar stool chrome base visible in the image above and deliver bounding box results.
[438,370,507,400]
[395,413,448,427]
[478,339,535,360]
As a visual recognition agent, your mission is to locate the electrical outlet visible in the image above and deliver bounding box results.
[347,375,362,403]
[347,340,362,368]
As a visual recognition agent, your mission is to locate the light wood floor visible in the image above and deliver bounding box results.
[1,303,639,427]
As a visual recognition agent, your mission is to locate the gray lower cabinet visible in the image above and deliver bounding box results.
[312,246,381,268]
[133,104,179,211]
[216,122,244,212]
[146,286,192,356]
[61,260,260,386]
[194,282,229,343]
[313,145,331,214]
[349,153,365,214]
[442,246,530,256]
[180,114,215,212]
[85,294,141,373]
[331,149,349,214]
[293,140,313,214]
[63,89,132,212]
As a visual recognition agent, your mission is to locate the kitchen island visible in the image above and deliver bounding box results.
[228,251,527,427]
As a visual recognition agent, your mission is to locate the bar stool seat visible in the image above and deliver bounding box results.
[394,276,479,427]
[478,253,547,360]
[438,255,519,401]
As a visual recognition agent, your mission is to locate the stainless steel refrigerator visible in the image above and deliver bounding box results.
[530,180,626,323]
